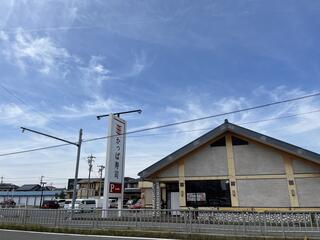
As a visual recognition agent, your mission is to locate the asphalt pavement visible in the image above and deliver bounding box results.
[0,229,170,240]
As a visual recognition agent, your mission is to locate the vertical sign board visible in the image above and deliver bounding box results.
[102,114,126,217]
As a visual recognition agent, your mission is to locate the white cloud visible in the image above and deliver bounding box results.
[165,86,320,142]
[81,53,147,88]
[0,31,9,41]
[0,103,48,128]
[81,56,111,86]
[60,96,131,119]
[126,53,147,77]
[1,29,72,76]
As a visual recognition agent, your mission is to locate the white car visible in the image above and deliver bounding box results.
[64,199,97,212]
[57,199,67,208]
[108,199,118,208]
[64,199,72,209]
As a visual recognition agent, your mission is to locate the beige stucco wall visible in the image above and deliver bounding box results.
[237,179,290,207]
[292,159,320,174]
[184,145,228,177]
[234,143,285,175]
[156,163,179,178]
[296,178,320,207]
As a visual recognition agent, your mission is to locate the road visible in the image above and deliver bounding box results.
[0,229,171,240]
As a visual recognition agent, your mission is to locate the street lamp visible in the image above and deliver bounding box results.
[20,127,83,211]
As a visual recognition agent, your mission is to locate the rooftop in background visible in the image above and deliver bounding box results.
[16,184,59,191]
[0,183,19,191]
[16,184,41,191]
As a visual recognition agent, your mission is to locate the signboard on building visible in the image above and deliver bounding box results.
[103,114,126,212]
[187,192,206,202]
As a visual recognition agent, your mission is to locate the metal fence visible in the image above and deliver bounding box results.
[1,208,320,237]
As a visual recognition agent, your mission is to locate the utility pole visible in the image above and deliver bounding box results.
[97,165,105,197]
[39,176,46,207]
[87,154,95,199]
[21,127,83,212]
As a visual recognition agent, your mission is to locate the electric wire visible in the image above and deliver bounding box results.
[0,92,320,157]
[1,108,319,158]
[0,143,71,157]
[0,84,77,132]
[83,92,320,143]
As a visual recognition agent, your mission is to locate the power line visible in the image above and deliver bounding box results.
[83,92,320,143]
[0,84,76,132]
[0,92,320,157]
[239,109,320,125]
[0,143,71,157]
[1,108,320,158]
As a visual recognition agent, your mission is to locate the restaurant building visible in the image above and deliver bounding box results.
[138,120,320,210]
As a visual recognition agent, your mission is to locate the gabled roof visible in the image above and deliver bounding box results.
[78,178,102,184]
[16,184,41,191]
[0,183,19,191]
[138,120,320,179]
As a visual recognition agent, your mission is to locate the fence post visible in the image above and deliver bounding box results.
[281,212,285,238]
[135,209,138,229]
[188,208,192,234]
[23,208,28,225]
[242,211,246,236]
[54,209,58,227]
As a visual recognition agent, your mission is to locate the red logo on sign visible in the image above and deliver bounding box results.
[116,124,122,135]
[109,183,122,193]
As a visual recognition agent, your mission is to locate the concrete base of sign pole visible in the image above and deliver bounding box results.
[117,198,122,217]
[101,209,108,218]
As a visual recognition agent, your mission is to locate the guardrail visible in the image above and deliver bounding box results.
[0,208,320,237]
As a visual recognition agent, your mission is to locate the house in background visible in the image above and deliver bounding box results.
[0,183,63,207]
[138,120,320,211]
[16,184,42,191]
[66,177,141,202]
[0,183,19,192]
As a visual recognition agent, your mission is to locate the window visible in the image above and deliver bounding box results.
[186,180,231,207]
[232,136,248,145]
[210,137,226,147]
[83,200,96,204]
[166,182,179,192]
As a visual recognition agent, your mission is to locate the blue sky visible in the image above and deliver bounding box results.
[0,1,320,187]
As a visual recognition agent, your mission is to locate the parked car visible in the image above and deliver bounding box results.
[124,199,138,208]
[57,199,66,208]
[108,199,118,208]
[41,200,59,209]
[129,199,143,209]
[64,199,97,212]
[0,199,16,208]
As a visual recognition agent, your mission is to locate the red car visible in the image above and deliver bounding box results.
[41,200,59,209]
[129,199,143,209]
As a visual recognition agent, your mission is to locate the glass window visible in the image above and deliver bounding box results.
[232,136,248,145]
[186,180,231,207]
[210,137,226,147]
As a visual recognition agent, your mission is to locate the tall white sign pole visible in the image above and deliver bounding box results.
[102,114,126,218]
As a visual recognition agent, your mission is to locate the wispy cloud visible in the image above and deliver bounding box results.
[80,56,111,87]
[0,103,48,128]
[165,86,320,141]
[0,29,72,76]
[60,96,132,119]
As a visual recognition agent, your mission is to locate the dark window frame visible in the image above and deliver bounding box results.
[185,180,231,207]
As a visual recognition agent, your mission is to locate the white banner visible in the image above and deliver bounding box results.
[103,114,126,209]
